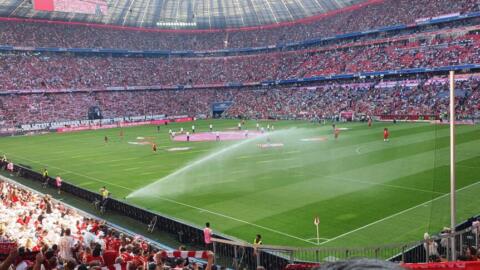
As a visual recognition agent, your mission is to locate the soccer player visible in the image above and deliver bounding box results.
[42,168,49,188]
[104,135,108,143]
[186,131,190,142]
[209,124,213,132]
[192,125,195,133]
[55,176,62,195]
[368,117,372,128]
[334,128,340,140]
[180,127,184,134]
[244,130,249,138]
[256,123,260,131]
[238,122,242,130]
[157,125,160,133]
[267,124,270,131]
[119,129,124,139]
[271,125,274,131]
[215,131,220,141]
[384,128,389,142]
[152,143,157,152]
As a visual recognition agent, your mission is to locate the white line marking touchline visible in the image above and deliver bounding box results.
[319,180,480,245]
[2,152,316,246]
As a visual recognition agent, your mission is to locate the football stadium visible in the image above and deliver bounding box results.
[0,0,479,269]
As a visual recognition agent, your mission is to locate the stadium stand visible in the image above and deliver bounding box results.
[0,33,479,91]
[0,0,478,51]
[0,178,214,270]
[0,76,479,127]
[1,0,480,269]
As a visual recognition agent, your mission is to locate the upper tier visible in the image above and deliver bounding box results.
[1,0,478,51]
[1,32,479,91]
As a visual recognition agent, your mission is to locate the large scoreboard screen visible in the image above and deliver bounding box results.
[33,0,108,15]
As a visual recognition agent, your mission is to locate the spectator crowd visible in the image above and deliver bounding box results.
[1,76,479,126]
[0,179,214,270]
[0,33,479,91]
[0,0,477,50]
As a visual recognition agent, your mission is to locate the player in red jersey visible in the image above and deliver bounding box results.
[334,128,340,140]
[152,143,157,152]
[368,117,372,128]
[383,128,389,142]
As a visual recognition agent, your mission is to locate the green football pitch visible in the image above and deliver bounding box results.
[0,120,479,248]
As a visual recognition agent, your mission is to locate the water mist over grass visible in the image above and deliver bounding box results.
[126,128,323,199]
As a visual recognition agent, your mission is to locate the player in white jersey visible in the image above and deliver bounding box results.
[209,124,213,132]
[256,123,260,131]
[215,131,220,141]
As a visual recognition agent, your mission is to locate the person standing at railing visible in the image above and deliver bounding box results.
[100,186,110,212]
[55,176,62,195]
[203,222,213,250]
[42,168,49,188]
[1,154,6,171]
[253,234,262,257]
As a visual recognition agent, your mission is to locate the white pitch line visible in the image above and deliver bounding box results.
[326,175,445,195]
[306,237,331,241]
[319,180,480,245]
[2,152,316,246]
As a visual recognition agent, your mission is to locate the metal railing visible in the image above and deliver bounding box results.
[211,226,480,270]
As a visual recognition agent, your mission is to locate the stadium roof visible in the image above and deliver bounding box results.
[0,0,365,29]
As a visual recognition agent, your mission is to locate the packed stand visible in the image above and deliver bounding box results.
[0,34,480,91]
[0,0,478,50]
[1,76,479,126]
[0,180,214,270]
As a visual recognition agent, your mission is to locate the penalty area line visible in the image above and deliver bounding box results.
[2,152,316,246]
